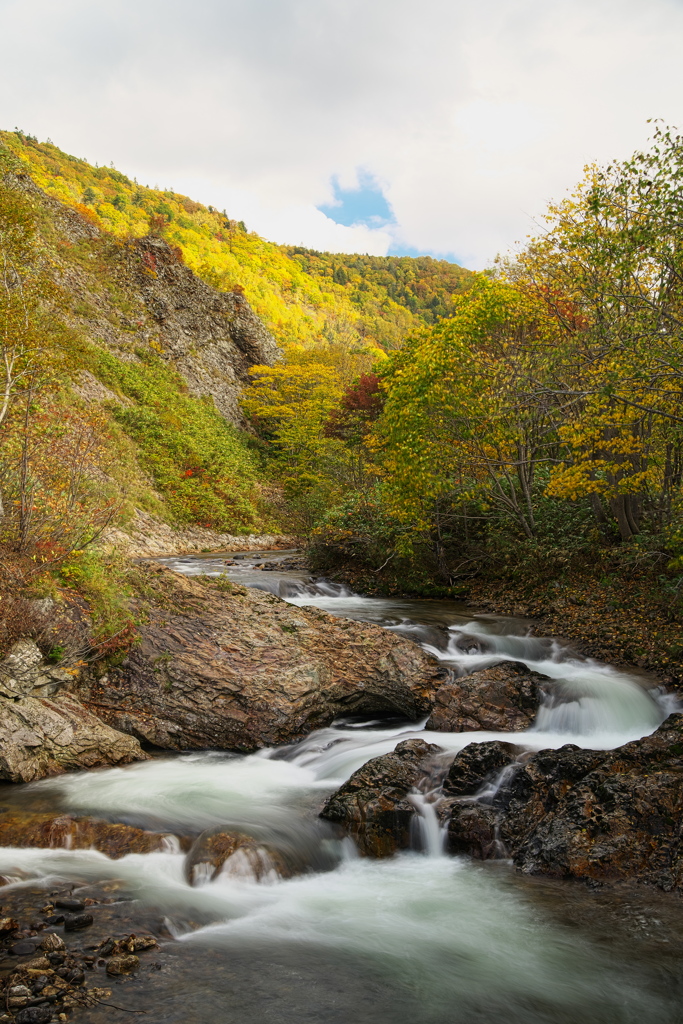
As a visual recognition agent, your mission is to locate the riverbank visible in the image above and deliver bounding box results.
[100,508,299,559]
[319,557,683,691]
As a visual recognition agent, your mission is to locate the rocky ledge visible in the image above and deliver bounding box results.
[0,564,549,782]
[322,713,683,892]
[0,640,145,783]
[81,564,447,751]
[448,713,683,890]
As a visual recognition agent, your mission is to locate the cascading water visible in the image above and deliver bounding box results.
[0,549,679,1023]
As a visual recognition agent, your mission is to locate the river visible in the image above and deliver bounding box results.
[0,550,681,1023]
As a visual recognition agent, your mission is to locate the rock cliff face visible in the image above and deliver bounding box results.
[102,508,296,558]
[15,172,280,429]
[109,235,280,425]
[81,564,446,751]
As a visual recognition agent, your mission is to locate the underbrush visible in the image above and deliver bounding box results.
[91,347,277,533]
[56,550,140,657]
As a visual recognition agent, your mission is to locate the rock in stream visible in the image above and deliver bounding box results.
[82,564,446,751]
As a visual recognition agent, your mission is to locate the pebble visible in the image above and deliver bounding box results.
[8,985,31,998]
[40,934,65,952]
[11,941,40,956]
[106,954,140,976]
[25,958,51,971]
[14,1008,52,1024]
[54,900,85,913]
[63,913,93,932]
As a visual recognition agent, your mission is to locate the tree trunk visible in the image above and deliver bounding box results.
[609,495,636,541]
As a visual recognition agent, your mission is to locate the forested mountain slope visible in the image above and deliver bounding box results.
[1,130,472,355]
[0,148,281,540]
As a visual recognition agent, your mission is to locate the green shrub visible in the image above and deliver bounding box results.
[93,349,272,532]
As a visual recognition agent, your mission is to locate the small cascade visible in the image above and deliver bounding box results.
[217,846,282,884]
[269,578,356,601]
[473,761,520,807]
[409,791,445,857]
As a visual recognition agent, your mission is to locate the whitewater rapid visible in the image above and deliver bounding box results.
[0,550,678,1023]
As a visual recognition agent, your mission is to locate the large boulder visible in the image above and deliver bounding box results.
[426,661,541,733]
[319,738,443,856]
[83,564,446,751]
[0,693,147,783]
[446,714,683,890]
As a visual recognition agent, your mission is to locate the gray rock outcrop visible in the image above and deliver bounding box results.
[0,640,147,782]
[82,563,446,752]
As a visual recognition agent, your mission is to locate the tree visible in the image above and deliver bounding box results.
[505,125,683,539]
[0,172,55,523]
[376,277,560,544]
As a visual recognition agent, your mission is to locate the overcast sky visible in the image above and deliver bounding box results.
[1,0,683,268]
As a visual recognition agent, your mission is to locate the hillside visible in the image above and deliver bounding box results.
[285,248,472,330]
[0,150,282,540]
[1,130,472,356]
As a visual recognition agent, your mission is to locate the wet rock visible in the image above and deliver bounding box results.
[8,982,31,999]
[185,830,290,885]
[63,913,93,932]
[15,1009,52,1024]
[443,740,522,798]
[448,713,683,891]
[84,564,446,751]
[426,662,541,733]
[0,917,18,932]
[447,805,500,859]
[442,740,525,858]
[320,738,443,857]
[106,954,139,976]
[39,934,65,952]
[0,813,180,858]
[0,692,147,783]
[11,941,40,956]
[97,934,158,960]
[54,900,84,913]
[25,958,51,971]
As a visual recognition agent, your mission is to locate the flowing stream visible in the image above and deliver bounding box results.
[0,550,681,1023]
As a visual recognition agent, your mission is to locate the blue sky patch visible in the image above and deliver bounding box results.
[388,241,463,264]
[318,171,394,228]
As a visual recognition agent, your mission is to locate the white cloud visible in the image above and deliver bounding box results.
[1,0,683,267]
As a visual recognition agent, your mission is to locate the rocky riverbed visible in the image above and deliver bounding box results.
[0,553,680,1023]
